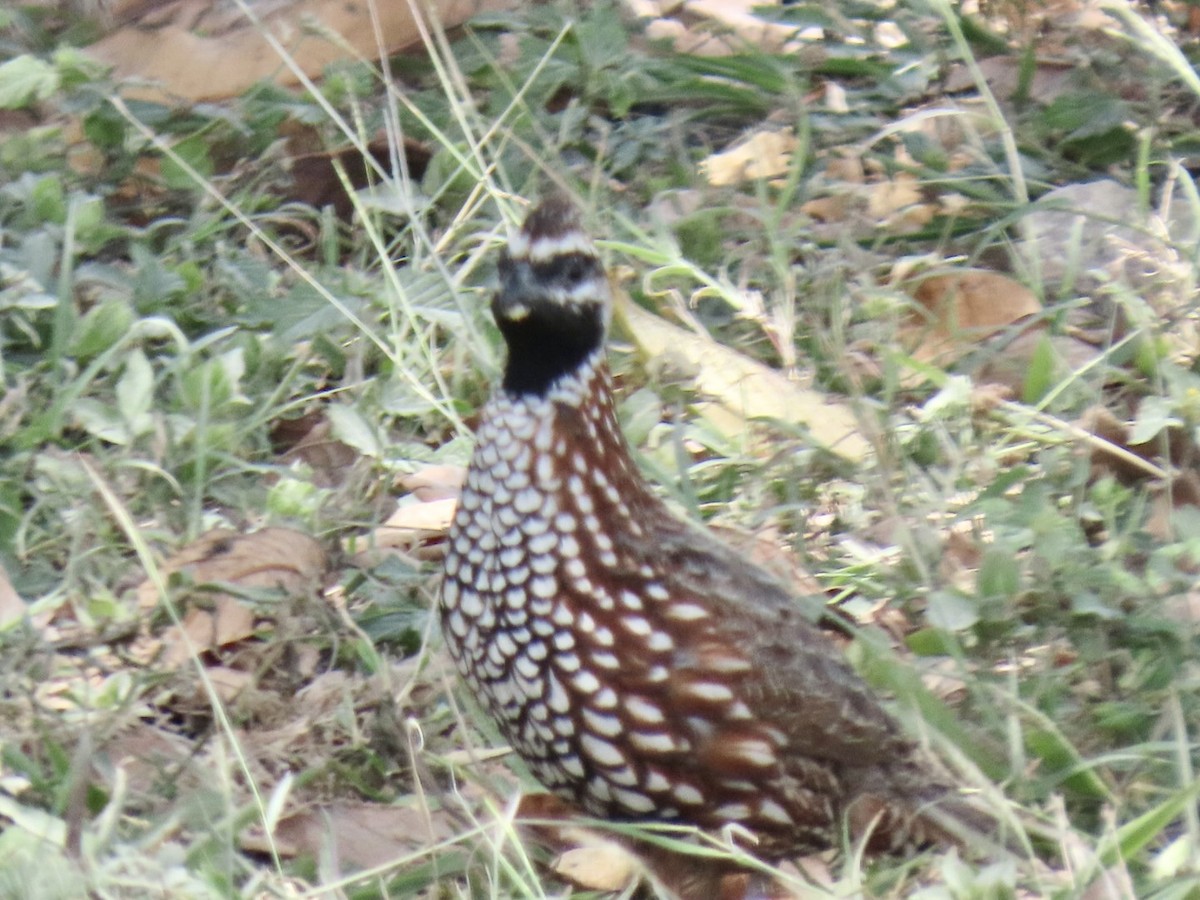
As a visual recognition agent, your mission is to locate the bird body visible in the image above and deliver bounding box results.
[441,196,976,858]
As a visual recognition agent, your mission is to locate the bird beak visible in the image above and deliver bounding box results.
[494,257,535,322]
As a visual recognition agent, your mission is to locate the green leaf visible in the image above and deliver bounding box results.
[927,590,979,632]
[1099,778,1200,866]
[178,350,245,413]
[1025,728,1109,799]
[116,349,155,430]
[977,547,1020,600]
[70,298,134,361]
[0,56,60,109]
[30,175,65,225]
[160,134,214,191]
[71,398,130,445]
[1021,332,1056,405]
[1130,395,1180,444]
[327,405,382,458]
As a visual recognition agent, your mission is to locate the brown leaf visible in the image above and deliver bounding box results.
[162,597,257,669]
[866,174,931,230]
[87,0,518,103]
[138,528,327,609]
[271,411,358,484]
[616,292,870,462]
[241,801,456,870]
[137,528,327,666]
[636,0,808,56]
[901,270,1043,371]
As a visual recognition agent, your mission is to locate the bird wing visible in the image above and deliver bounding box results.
[628,511,916,768]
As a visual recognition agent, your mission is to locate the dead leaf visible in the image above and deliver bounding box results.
[866,174,930,229]
[271,411,359,486]
[241,801,456,870]
[87,0,517,103]
[700,130,797,186]
[399,466,466,502]
[944,56,1076,105]
[1145,473,1200,543]
[204,664,255,701]
[636,0,809,56]
[554,843,641,892]
[709,523,824,599]
[162,596,257,669]
[137,527,327,611]
[901,270,1043,368]
[0,563,25,629]
[377,498,458,546]
[135,528,327,667]
[615,291,870,462]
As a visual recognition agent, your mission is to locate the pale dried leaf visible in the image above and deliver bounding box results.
[616,293,870,461]
[377,497,458,546]
[700,130,797,186]
[205,664,255,701]
[866,174,934,230]
[943,56,1075,104]
[684,0,803,52]
[554,842,641,892]
[0,562,24,629]
[399,465,466,502]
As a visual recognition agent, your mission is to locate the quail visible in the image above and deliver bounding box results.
[441,195,997,864]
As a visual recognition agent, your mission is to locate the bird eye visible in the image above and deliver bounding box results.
[561,256,589,284]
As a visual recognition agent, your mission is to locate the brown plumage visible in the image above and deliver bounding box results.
[440,196,997,865]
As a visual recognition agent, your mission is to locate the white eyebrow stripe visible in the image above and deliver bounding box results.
[524,231,597,262]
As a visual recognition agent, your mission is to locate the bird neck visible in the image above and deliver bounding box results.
[498,303,607,398]
[501,345,607,410]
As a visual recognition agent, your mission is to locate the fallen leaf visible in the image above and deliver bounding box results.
[271,411,359,487]
[0,563,24,629]
[136,528,327,667]
[554,843,640,892]
[162,596,257,669]
[86,0,518,103]
[204,664,255,702]
[137,528,327,611]
[637,0,807,56]
[944,56,1076,105]
[241,800,457,870]
[377,498,458,546]
[616,291,870,462]
[399,466,466,502]
[901,270,1043,370]
[699,129,797,186]
[866,174,930,229]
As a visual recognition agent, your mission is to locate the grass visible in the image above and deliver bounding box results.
[2,0,1200,896]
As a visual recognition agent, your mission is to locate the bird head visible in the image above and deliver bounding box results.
[493,196,612,397]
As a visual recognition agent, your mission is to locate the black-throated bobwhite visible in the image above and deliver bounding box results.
[441,195,995,863]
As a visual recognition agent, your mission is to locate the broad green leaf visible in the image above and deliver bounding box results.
[0,56,59,109]
[70,298,134,361]
[116,349,155,434]
[1129,395,1180,445]
[927,589,979,632]
[977,547,1020,600]
[327,405,382,458]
